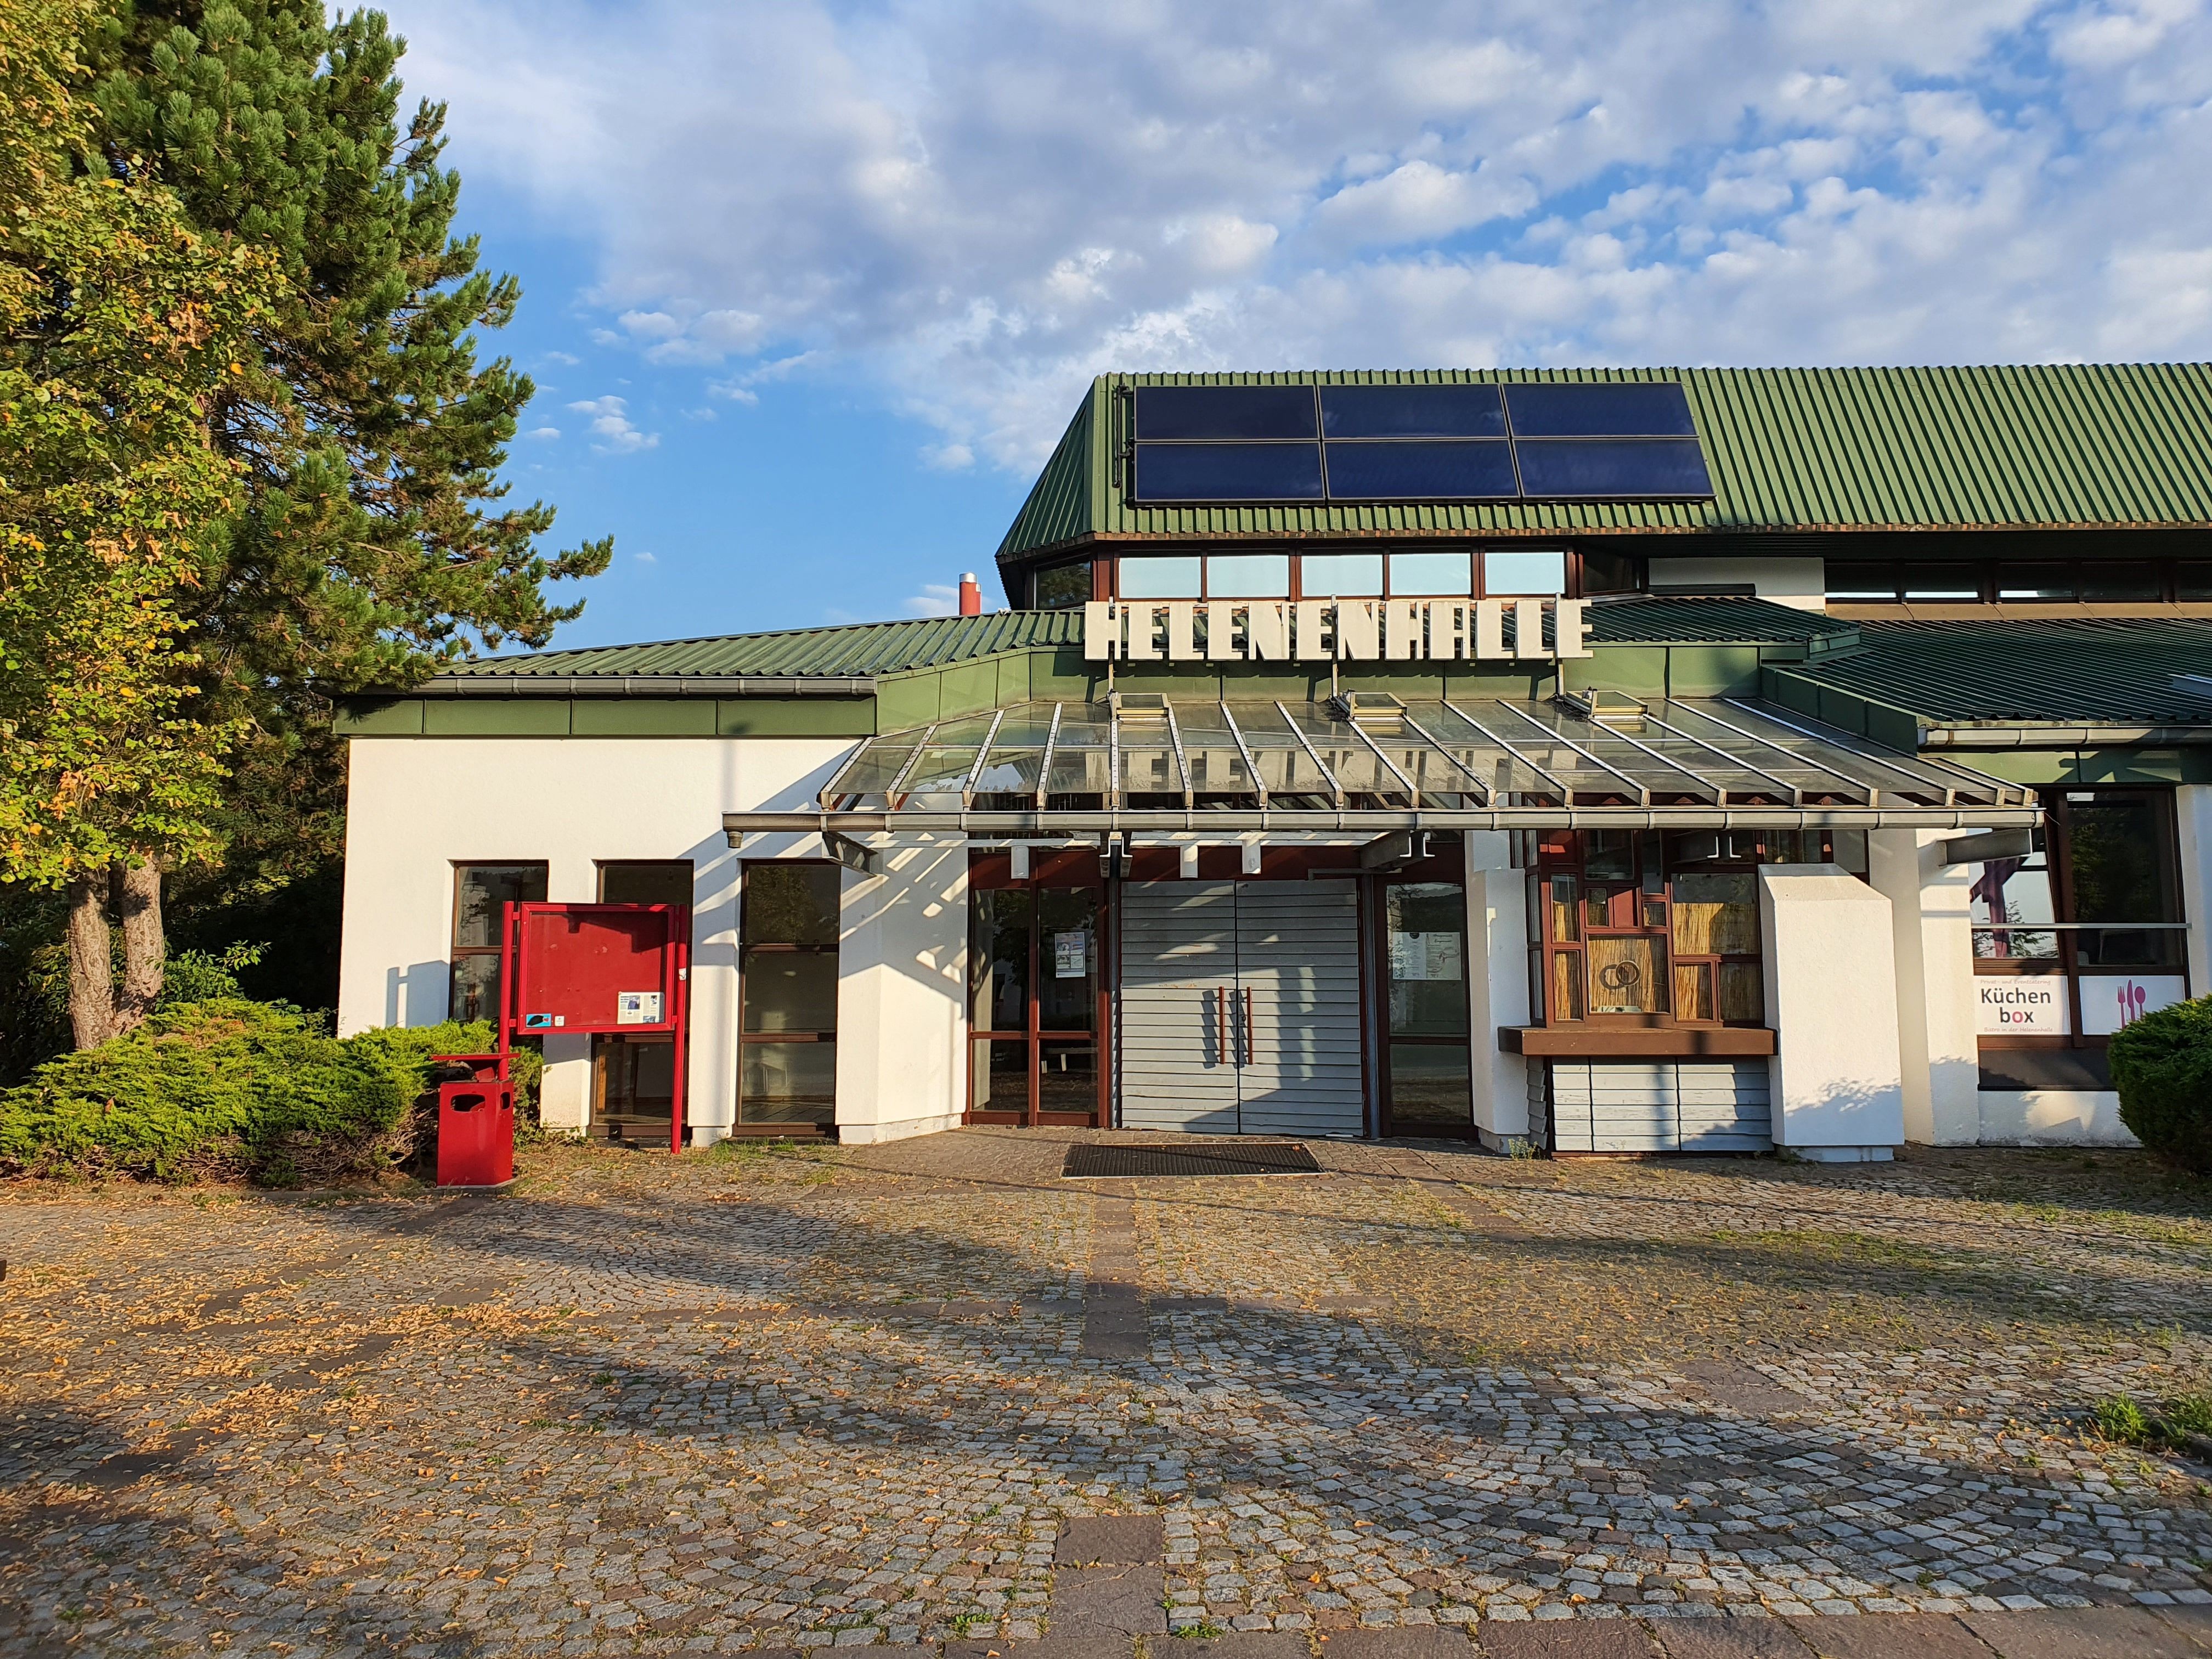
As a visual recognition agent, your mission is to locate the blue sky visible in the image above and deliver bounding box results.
[380,0,2212,652]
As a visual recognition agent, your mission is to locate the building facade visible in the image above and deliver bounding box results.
[336,368,2212,1155]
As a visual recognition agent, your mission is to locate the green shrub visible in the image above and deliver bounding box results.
[0,1001,522,1186]
[156,943,267,1007]
[2108,994,2212,1175]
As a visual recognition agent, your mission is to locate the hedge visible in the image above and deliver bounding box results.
[2108,994,2212,1175]
[0,1000,516,1186]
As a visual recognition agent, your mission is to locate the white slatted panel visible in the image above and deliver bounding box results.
[1234,882,1366,1138]
[1118,882,1241,1132]
[1548,1060,1772,1154]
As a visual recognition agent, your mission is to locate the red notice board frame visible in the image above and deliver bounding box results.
[498,902,693,1152]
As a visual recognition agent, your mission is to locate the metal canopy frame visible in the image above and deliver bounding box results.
[757,693,2041,842]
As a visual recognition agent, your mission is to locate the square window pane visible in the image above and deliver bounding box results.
[2066,799,2177,922]
[1387,551,1473,595]
[743,864,840,945]
[1587,935,1664,1014]
[1717,961,1764,1023]
[454,863,546,949]
[1118,556,1203,599]
[1482,550,1566,596]
[2179,561,2212,601]
[970,1037,1029,1113]
[2079,562,2162,602]
[1032,561,1092,608]
[740,1041,836,1125]
[1039,888,1099,1030]
[1901,564,1982,601]
[1997,565,2074,601]
[1670,872,1759,955]
[1387,1042,1471,1124]
[741,949,838,1032]
[449,953,502,1025]
[1206,554,1290,597]
[1826,565,1899,602]
[1300,552,1383,595]
[1037,1042,1098,1114]
[598,861,692,906]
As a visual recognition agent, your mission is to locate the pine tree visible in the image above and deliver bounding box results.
[58,2,611,1035]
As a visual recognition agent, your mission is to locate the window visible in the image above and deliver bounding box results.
[968,853,1103,1123]
[1527,828,1865,1028]
[737,864,840,1130]
[1971,790,2188,1088]
[1836,557,2205,607]
[1381,881,1471,1132]
[1902,565,1983,601]
[1826,564,1900,602]
[1389,551,1473,595]
[1031,561,1093,608]
[1206,553,1290,596]
[597,861,692,906]
[1482,549,1566,596]
[1579,548,1638,595]
[1118,556,1203,599]
[449,863,546,1024]
[1300,552,1383,595]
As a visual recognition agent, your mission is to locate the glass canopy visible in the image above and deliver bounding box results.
[814,695,2032,823]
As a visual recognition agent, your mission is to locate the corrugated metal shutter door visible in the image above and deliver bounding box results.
[1235,881,1365,1138]
[1119,883,1241,1132]
[1548,1061,1772,1153]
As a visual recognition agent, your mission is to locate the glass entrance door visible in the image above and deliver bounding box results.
[968,854,1104,1125]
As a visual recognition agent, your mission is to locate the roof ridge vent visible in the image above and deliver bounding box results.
[1557,689,1650,729]
[1110,691,1170,724]
[1328,690,1406,723]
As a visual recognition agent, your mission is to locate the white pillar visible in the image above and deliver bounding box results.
[2179,785,2212,996]
[1759,864,1905,1160]
[1465,833,1531,1148]
[535,852,600,1136]
[1868,830,1981,1146]
[833,836,969,1145]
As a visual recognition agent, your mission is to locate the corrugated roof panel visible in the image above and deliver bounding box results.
[1772,618,2212,725]
[998,364,2212,562]
[1582,596,1858,646]
[432,611,1084,682]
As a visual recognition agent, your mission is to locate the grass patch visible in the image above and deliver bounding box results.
[2091,1390,2212,1457]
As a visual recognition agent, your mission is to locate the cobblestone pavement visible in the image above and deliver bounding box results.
[2,1132,2210,1657]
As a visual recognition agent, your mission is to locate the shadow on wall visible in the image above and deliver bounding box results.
[384,961,452,1028]
[1772,1069,1906,1153]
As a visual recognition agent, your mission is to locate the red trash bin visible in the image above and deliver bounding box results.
[431,1053,515,1188]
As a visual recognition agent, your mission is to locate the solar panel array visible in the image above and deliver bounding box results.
[1127,382,1712,504]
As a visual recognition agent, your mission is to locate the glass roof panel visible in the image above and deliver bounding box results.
[984,715,1060,750]
[1502,381,1698,438]
[1321,383,1505,439]
[1514,439,1712,498]
[1132,443,1325,503]
[1184,748,1258,794]
[823,744,916,800]
[971,752,1042,796]
[1045,749,1113,795]
[1322,439,1518,501]
[1134,385,1317,441]
[898,747,981,794]
[1119,746,1183,795]
[928,714,1004,746]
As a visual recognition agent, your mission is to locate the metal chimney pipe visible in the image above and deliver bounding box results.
[958,572,983,616]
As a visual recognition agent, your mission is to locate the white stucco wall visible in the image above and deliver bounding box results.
[1645,557,1826,611]
[1464,833,1531,1147]
[1976,1089,2137,1146]
[1868,830,1980,1146]
[338,735,859,1140]
[831,836,969,1144]
[1759,864,1905,1159]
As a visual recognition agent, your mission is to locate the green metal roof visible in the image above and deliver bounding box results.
[1770,618,2212,727]
[1582,596,1857,647]
[997,365,2212,565]
[426,611,1082,686]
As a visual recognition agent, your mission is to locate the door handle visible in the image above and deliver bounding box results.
[1243,986,1255,1068]
[1215,985,1227,1065]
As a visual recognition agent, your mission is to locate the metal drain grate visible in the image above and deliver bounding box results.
[1062,1142,1321,1180]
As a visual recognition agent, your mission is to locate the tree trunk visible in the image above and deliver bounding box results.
[66,878,116,1049]
[114,858,165,1036]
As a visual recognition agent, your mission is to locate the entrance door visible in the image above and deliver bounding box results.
[1118,879,1364,1136]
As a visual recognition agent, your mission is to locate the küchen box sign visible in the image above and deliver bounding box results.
[1977,979,2067,1035]
[1084,597,1592,663]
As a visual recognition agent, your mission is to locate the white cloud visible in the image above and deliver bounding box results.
[921,442,974,471]
[904,584,960,617]
[633,550,658,564]
[524,425,561,441]
[391,0,2212,469]
[565,394,659,454]
[540,349,580,366]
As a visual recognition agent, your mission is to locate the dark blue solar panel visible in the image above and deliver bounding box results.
[1131,443,1325,501]
[1322,441,1518,500]
[1503,382,1697,438]
[1319,385,1505,439]
[1133,385,1317,441]
[1512,439,1712,498]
